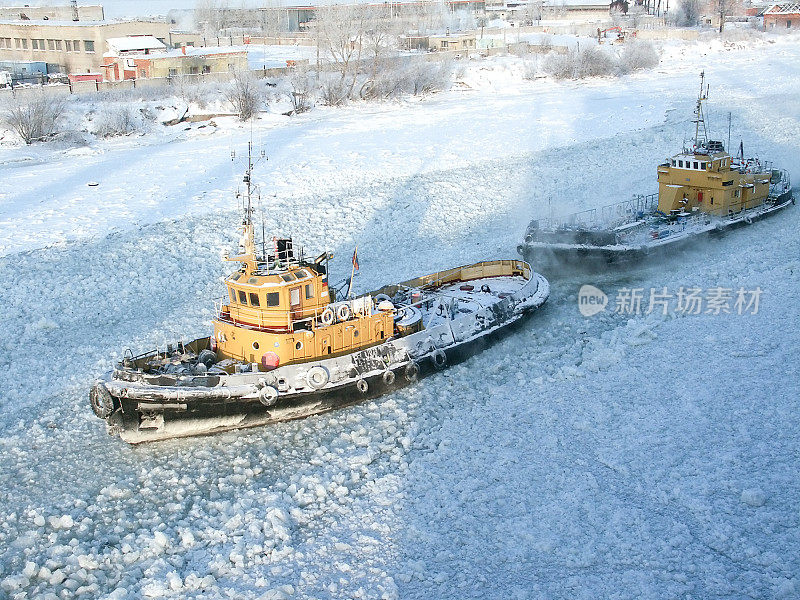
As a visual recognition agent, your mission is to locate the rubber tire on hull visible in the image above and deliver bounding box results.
[306,366,330,390]
[90,382,115,419]
[198,349,216,367]
[258,385,279,406]
[404,361,419,382]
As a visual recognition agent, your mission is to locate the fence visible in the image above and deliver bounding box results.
[0,65,298,100]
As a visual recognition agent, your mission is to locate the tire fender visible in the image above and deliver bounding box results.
[306,365,330,390]
[89,381,115,419]
[432,349,447,369]
[258,385,279,406]
[404,361,419,382]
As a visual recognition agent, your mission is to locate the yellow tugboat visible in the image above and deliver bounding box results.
[518,72,794,263]
[90,146,550,443]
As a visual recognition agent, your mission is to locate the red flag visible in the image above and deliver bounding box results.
[352,247,359,271]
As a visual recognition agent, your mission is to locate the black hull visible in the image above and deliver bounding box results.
[105,303,545,444]
[519,194,794,270]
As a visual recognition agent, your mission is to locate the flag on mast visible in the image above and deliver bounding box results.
[347,246,358,298]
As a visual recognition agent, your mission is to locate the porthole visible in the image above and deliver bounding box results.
[295,341,303,351]
[252,341,260,350]
[353,330,359,338]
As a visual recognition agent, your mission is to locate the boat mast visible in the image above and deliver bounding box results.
[229,142,264,273]
[692,71,709,151]
[242,141,254,229]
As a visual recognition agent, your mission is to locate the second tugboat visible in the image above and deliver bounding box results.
[90,145,550,443]
[518,72,794,264]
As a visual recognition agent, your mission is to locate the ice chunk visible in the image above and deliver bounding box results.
[741,488,766,507]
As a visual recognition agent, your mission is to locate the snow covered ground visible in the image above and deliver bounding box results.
[1,33,799,599]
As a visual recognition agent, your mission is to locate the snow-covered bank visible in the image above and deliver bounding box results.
[1,34,799,599]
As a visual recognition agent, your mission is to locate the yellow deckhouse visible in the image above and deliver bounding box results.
[656,73,773,217]
[212,156,394,371]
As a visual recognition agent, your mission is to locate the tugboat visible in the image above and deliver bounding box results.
[90,146,550,444]
[517,72,794,265]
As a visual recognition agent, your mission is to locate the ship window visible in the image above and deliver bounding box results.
[701,162,707,170]
[304,283,314,300]
[281,273,295,282]
[693,161,699,169]
[353,330,359,338]
[295,341,303,350]
[229,289,236,303]
[678,160,684,167]
[238,290,247,304]
[252,341,259,350]
[294,270,308,280]
[249,293,260,306]
[723,180,734,186]
[734,190,740,198]
[267,292,280,307]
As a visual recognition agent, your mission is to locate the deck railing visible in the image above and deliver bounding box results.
[540,194,659,231]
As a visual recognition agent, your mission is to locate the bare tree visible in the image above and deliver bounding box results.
[314,4,370,103]
[2,91,67,144]
[258,1,287,38]
[409,56,452,95]
[403,1,446,36]
[522,0,544,25]
[286,63,313,113]
[618,40,660,73]
[195,0,230,36]
[224,69,263,120]
[358,5,405,99]
[672,0,701,26]
[716,0,740,31]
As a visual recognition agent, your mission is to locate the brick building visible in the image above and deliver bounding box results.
[103,45,248,81]
[0,18,171,75]
[763,2,799,29]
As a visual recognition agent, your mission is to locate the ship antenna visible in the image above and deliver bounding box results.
[261,213,266,261]
[232,140,267,225]
[693,71,709,150]
[230,140,267,270]
[727,112,731,154]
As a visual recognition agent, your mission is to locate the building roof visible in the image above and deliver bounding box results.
[107,35,166,53]
[161,45,247,58]
[104,46,247,61]
[764,2,800,13]
[0,18,163,27]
